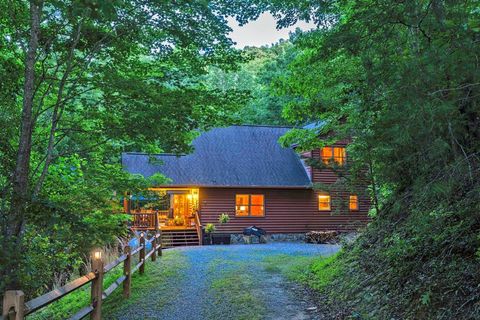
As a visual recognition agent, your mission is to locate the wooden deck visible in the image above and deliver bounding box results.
[129,212,203,246]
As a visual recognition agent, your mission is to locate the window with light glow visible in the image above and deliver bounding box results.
[320,147,346,165]
[318,193,331,211]
[235,194,264,217]
[349,195,359,211]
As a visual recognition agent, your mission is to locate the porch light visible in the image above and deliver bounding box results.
[93,250,102,260]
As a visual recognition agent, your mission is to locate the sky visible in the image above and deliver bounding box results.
[228,12,316,49]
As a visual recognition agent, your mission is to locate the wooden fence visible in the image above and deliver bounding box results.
[2,232,162,320]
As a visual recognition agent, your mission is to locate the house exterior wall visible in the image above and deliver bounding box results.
[199,139,371,234]
[198,187,370,234]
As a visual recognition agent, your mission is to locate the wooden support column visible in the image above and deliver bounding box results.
[139,233,145,274]
[123,245,131,298]
[2,290,24,320]
[90,250,104,320]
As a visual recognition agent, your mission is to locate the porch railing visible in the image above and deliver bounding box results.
[130,210,169,230]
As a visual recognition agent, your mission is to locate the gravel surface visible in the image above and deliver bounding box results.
[107,243,340,320]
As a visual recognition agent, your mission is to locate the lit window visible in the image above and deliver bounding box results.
[333,147,346,165]
[349,195,359,211]
[235,194,264,217]
[320,147,346,165]
[320,147,333,164]
[318,193,331,211]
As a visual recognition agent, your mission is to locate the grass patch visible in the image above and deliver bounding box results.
[263,253,341,291]
[207,260,266,320]
[30,250,187,320]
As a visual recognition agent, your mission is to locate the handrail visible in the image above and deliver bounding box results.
[3,234,160,320]
[194,210,203,245]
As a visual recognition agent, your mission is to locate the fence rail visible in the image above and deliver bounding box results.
[2,233,162,320]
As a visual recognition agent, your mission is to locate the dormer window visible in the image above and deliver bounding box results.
[320,147,346,166]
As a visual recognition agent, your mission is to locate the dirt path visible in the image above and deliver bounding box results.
[105,243,339,320]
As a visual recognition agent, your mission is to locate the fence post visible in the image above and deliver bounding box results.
[154,212,162,256]
[91,250,104,320]
[139,233,145,274]
[2,290,24,320]
[123,245,131,298]
[151,236,157,262]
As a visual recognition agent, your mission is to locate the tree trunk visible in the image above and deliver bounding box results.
[33,23,82,198]
[5,0,43,289]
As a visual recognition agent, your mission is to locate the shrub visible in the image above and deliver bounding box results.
[205,223,216,233]
[218,213,230,224]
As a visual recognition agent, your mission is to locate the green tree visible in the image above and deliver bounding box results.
[204,40,300,125]
[263,0,480,318]
[0,0,262,294]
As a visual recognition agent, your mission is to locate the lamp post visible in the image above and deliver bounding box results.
[139,233,145,274]
[91,249,104,320]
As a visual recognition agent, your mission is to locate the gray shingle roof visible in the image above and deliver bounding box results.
[122,125,312,188]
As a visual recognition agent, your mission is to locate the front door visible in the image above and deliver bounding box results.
[172,194,189,226]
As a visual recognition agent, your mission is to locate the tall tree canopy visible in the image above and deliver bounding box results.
[204,41,300,125]
[0,0,263,294]
[261,0,480,318]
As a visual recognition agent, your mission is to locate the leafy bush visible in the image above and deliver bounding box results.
[320,180,480,319]
[218,213,230,224]
[205,223,216,234]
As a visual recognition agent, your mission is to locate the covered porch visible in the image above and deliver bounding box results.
[124,188,201,232]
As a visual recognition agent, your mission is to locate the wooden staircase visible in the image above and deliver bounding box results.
[161,229,200,248]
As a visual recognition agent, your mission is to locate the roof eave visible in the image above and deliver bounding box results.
[152,184,313,189]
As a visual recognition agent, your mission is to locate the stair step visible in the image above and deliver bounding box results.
[162,234,198,239]
[162,232,198,235]
[162,240,199,244]
[159,228,201,248]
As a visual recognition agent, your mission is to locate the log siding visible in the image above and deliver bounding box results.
[199,187,370,234]
[199,141,371,234]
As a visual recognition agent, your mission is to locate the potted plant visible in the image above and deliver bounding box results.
[218,213,230,224]
[210,213,231,245]
[204,223,216,244]
[174,215,184,226]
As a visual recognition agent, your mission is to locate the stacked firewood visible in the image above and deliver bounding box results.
[305,230,339,244]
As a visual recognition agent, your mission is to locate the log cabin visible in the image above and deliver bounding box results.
[122,125,370,246]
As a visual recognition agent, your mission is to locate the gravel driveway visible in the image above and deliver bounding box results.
[106,243,340,320]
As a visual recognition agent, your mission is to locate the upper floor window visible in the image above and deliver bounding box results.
[318,193,331,211]
[236,194,265,217]
[320,147,346,166]
[349,194,359,211]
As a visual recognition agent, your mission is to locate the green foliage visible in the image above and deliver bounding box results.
[0,0,265,296]
[263,253,341,291]
[204,43,299,125]
[30,250,187,319]
[218,213,230,224]
[259,0,480,318]
[205,223,216,234]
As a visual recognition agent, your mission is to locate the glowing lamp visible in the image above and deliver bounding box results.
[93,250,102,260]
[240,206,246,211]
[187,194,193,200]
[140,232,145,238]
